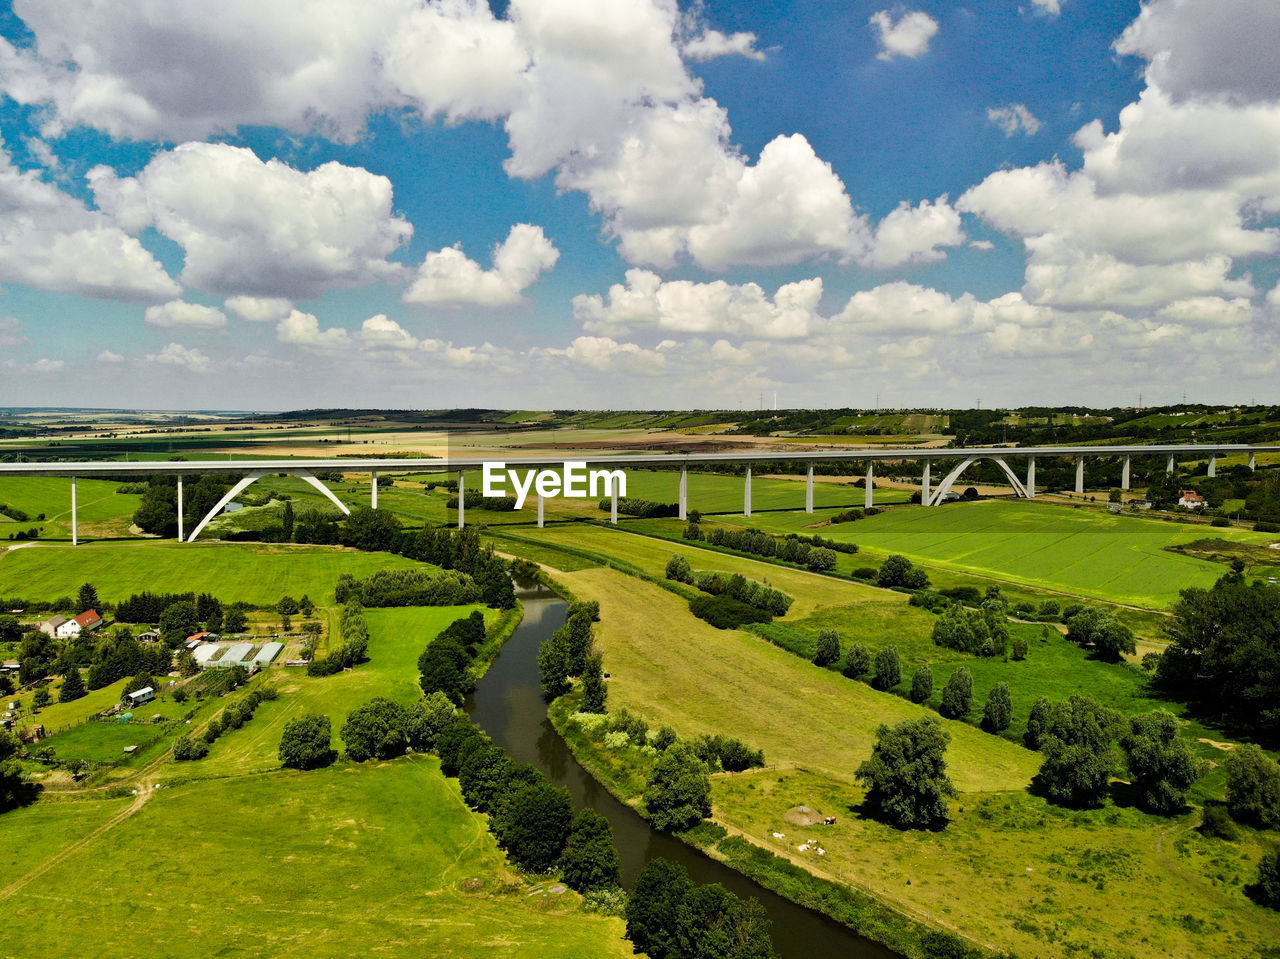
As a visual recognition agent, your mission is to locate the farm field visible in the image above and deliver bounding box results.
[560,566,1039,791]
[726,499,1271,608]
[550,565,1280,959]
[0,541,424,605]
[0,758,631,958]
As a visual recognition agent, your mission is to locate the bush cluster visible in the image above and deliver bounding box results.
[537,606,603,704]
[695,525,838,571]
[930,604,1011,658]
[418,611,488,703]
[334,568,482,607]
[689,570,792,616]
[689,594,772,629]
[597,497,680,518]
[307,600,370,676]
[176,685,279,760]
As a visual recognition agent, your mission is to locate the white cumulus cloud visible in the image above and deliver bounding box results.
[987,104,1041,137]
[89,142,412,299]
[144,300,228,329]
[404,223,559,306]
[682,30,765,62]
[275,310,351,350]
[868,197,965,267]
[146,343,210,372]
[225,296,293,323]
[869,10,939,61]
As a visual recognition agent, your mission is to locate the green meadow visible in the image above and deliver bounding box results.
[720,499,1272,608]
[0,475,142,540]
[0,759,630,958]
[0,541,424,605]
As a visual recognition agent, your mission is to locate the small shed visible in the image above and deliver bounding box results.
[126,687,155,707]
[138,630,162,643]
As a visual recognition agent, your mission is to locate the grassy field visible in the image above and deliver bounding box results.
[561,566,1039,791]
[0,476,142,540]
[547,565,1280,959]
[0,758,631,958]
[0,541,425,605]
[722,499,1273,609]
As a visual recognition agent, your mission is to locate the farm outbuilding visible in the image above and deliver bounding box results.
[192,644,222,667]
[211,643,254,667]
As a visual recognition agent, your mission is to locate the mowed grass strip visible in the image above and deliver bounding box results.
[0,541,427,605]
[0,758,631,958]
[797,500,1272,608]
[560,567,1039,792]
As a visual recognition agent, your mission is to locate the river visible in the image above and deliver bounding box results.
[464,582,898,959]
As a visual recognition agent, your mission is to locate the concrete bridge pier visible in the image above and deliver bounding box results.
[1167,454,1175,473]
[922,460,931,506]
[537,494,545,528]
[744,466,752,518]
[177,476,184,542]
[371,470,378,509]
[1208,454,1217,478]
[611,483,619,524]
[1026,457,1035,498]
[1075,458,1085,494]
[805,465,814,514]
[1249,452,1257,471]
[1121,456,1131,491]
[71,476,78,546]
[679,468,688,520]
[865,462,874,509]
[457,472,466,529]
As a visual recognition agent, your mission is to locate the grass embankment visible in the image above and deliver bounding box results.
[547,564,1280,959]
[0,758,631,958]
[0,541,424,605]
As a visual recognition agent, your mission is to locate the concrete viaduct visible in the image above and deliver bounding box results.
[1,443,1275,544]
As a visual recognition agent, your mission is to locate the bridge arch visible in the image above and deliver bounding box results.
[186,469,351,542]
[926,456,1029,506]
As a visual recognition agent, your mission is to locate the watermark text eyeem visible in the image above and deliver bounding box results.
[481,461,626,510]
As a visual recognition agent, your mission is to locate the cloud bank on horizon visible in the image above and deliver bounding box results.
[0,0,1276,409]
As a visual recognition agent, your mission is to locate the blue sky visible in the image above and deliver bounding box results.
[0,0,1276,410]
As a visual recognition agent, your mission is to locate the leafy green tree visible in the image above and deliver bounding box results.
[559,809,621,892]
[812,629,841,668]
[1225,745,1280,829]
[1033,696,1122,807]
[32,687,50,709]
[159,601,200,646]
[856,716,956,829]
[674,884,777,959]
[1256,847,1280,910]
[981,682,1012,733]
[909,666,933,704]
[278,713,335,770]
[0,727,38,811]
[418,635,468,704]
[458,742,513,814]
[537,630,572,701]
[58,668,86,703]
[172,735,209,760]
[580,652,608,713]
[1011,635,1029,660]
[340,697,409,762]
[877,554,916,588]
[643,742,712,832]
[842,642,871,679]
[626,858,694,959]
[493,781,573,872]
[1024,696,1052,749]
[276,596,300,617]
[436,715,488,777]
[223,606,249,633]
[404,692,456,751]
[77,583,99,614]
[340,505,402,552]
[871,645,901,691]
[1120,710,1201,814]
[281,499,295,541]
[939,668,973,719]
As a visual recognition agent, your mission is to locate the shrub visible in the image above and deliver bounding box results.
[842,642,871,679]
[1255,848,1280,910]
[909,666,933,704]
[939,668,973,719]
[643,742,711,832]
[172,736,209,761]
[493,781,574,873]
[405,692,456,751]
[982,683,1012,733]
[1199,805,1239,841]
[333,568,482,607]
[1011,635,1029,660]
[598,497,679,518]
[664,554,693,583]
[559,809,621,893]
[688,594,771,629]
[690,733,764,772]
[1024,696,1052,749]
[278,714,336,770]
[871,646,901,690]
[812,629,841,668]
[852,567,877,580]
[1120,710,1202,814]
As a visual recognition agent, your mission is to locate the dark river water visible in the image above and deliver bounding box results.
[464,582,898,959]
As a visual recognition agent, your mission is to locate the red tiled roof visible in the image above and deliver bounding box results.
[73,609,101,627]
